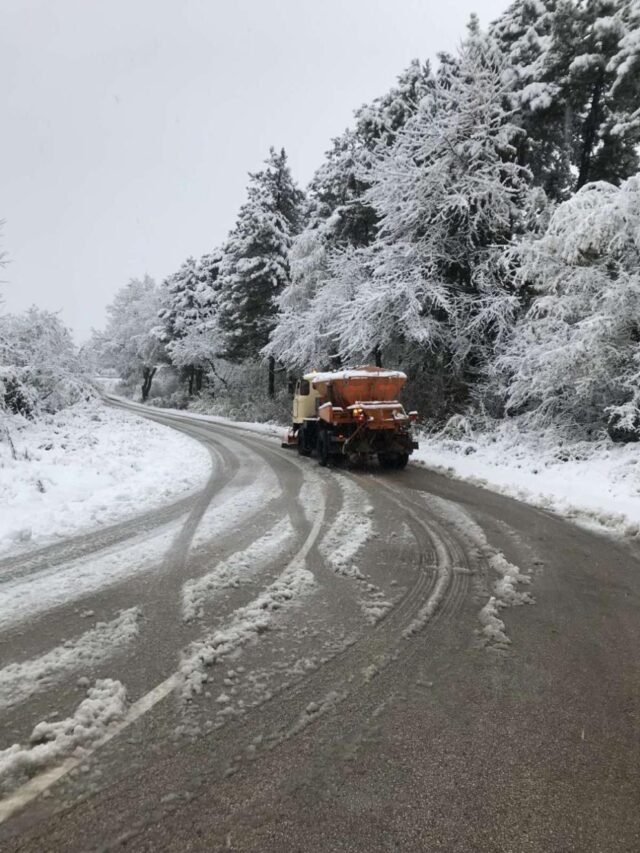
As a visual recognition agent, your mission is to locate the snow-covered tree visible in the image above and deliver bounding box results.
[264,224,334,369]
[567,0,640,189]
[101,276,165,401]
[217,147,304,395]
[490,0,573,200]
[267,61,433,370]
[158,258,202,344]
[335,35,535,381]
[0,308,89,416]
[495,176,640,436]
[158,250,223,395]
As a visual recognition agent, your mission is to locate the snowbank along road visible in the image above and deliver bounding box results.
[1,397,639,852]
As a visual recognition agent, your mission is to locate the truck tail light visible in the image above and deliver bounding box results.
[409,411,418,422]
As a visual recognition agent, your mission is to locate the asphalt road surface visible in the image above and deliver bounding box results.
[1,398,639,852]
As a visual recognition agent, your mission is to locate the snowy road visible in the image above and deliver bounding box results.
[1,399,639,852]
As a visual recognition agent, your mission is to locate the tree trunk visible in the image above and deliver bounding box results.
[187,366,194,396]
[141,366,157,401]
[577,71,604,190]
[268,355,276,398]
[195,368,203,393]
[373,346,382,368]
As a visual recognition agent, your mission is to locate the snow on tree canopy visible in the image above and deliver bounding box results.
[495,175,640,436]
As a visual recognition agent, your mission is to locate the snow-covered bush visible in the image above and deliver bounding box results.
[188,360,290,423]
[0,308,90,417]
[495,176,640,437]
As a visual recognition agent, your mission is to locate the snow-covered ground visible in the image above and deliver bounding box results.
[0,401,212,556]
[414,421,640,538]
[160,401,640,540]
[107,395,640,541]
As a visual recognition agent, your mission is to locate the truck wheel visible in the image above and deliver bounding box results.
[297,425,311,457]
[378,453,394,469]
[317,430,329,467]
[395,453,409,469]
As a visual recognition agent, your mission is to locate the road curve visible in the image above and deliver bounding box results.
[0,399,639,852]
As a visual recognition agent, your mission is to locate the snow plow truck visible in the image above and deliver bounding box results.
[282,366,419,468]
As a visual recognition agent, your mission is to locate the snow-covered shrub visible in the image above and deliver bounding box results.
[0,308,90,417]
[438,415,475,440]
[188,360,290,423]
[495,176,640,437]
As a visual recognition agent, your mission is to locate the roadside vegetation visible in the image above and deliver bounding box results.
[3,1,640,450]
[84,1,640,445]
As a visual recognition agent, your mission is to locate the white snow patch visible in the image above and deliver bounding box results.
[0,401,212,557]
[0,679,127,791]
[287,688,348,738]
[180,566,315,699]
[414,424,640,539]
[478,597,511,647]
[0,609,141,710]
[298,472,327,525]
[182,519,295,621]
[359,590,394,624]
[319,477,373,578]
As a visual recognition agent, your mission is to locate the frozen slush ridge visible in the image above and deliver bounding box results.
[0,679,128,791]
[0,608,141,710]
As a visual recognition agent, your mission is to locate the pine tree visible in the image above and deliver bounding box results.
[217,147,304,396]
[491,0,640,198]
[158,258,201,343]
[490,0,573,200]
[567,0,640,189]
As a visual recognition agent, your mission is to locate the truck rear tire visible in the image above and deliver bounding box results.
[395,452,409,469]
[379,452,409,470]
[317,430,329,467]
[378,453,394,469]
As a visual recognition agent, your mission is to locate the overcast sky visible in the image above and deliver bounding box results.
[1,0,508,341]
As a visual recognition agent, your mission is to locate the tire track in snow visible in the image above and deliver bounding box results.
[0,457,328,825]
[396,488,534,648]
[0,609,141,711]
[182,518,295,621]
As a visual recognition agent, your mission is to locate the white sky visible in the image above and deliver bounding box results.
[1,0,508,341]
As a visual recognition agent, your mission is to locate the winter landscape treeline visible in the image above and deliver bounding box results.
[3,0,640,443]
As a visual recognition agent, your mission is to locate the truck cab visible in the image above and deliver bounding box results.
[292,374,322,424]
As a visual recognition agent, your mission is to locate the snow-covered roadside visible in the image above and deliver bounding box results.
[144,401,284,441]
[0,401,212,556]
[414,421,640,538]
[108,396,640,541]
